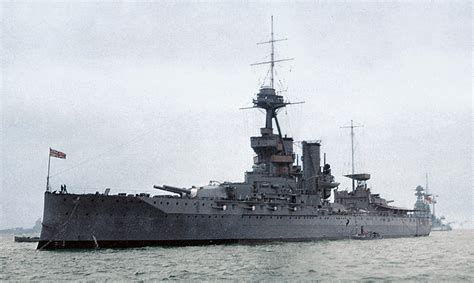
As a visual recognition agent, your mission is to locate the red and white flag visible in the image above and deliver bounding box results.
[424,195,432,204]
[50,148,66,159]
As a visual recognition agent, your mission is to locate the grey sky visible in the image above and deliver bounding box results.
[1,1,472,229]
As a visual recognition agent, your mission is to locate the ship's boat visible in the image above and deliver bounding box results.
[37,18,431,250]
[351,232,382,240]
[15,236,40,243]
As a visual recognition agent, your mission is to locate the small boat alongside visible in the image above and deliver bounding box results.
[14,236,40,243]
[351,232,382,240]
[351,226,382,240]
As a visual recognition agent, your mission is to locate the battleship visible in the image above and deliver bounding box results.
[422,175,453,231]
[38,18,431,250]
[431,215,453,231]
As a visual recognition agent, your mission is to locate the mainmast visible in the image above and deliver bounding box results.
[425,173,437,216]
[341,120,364,191]
[425,173,429,192]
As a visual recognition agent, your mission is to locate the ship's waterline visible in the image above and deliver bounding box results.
[38,18,431,250]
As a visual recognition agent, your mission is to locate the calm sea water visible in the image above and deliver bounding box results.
[1,230,473,281]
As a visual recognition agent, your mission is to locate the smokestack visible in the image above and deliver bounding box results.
[302,141,321,192]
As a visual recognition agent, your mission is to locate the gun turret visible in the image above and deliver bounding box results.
[153,185,191,197]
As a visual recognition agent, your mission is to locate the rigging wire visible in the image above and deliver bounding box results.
[252,54,271,87]
[261,66,271,87]
[274,68,288,93]
[50,124,159,178]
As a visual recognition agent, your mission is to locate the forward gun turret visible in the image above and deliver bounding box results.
[153,185,191,197]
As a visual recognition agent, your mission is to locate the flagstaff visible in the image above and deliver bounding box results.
[46,148,51,192]
[46,147,67,192]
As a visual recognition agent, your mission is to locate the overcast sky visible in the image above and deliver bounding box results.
[1,1,472,229]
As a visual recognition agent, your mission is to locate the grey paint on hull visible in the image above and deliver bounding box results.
[38,193,430,249]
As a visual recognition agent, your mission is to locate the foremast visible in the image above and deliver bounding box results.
[249,16,296,177]
[246,17,338,206]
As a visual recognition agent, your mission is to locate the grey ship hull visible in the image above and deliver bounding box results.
[38,192,431,249]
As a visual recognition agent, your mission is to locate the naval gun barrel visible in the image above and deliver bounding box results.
[153,185,191,196]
